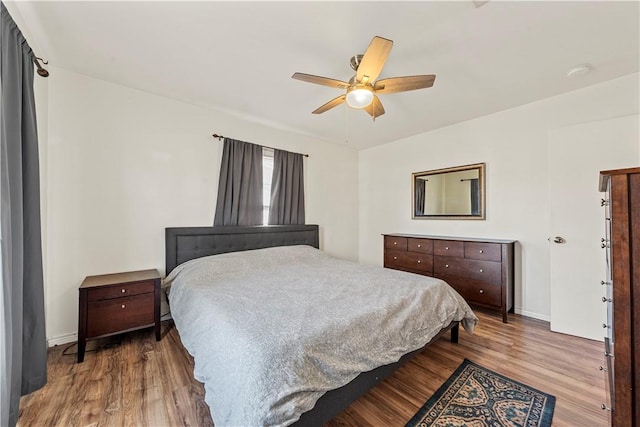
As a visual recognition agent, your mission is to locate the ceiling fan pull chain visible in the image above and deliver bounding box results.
[345,102,349,144]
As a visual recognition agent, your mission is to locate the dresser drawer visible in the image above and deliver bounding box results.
[385,250,433,273]
[408,238,433,254]
[433,240,464,257]
[384,236,408,251]
[87,280,155,302]
[384,250,407,269]
[442,276,501,307]
[434,256,501,284]
[87,293,155,337]
[464,242,501,262]
[404,252,433,273]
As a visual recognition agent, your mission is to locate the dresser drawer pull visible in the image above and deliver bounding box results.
[121,304,126,309]
[445,247,449,250]
[417,244,422,248]
[601,404,611,411]
[479,269,484,273]
[445,264,449,268]
[479,289,484,294]
[121,289,126,293]
[393,242,397,245]
[393,256,398,260]
[417,259,422,264]
[602,296,612,303]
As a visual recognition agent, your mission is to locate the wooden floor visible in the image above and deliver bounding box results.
[18,310,608,426]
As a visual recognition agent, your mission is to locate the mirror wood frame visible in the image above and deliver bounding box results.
[412,163,486,220]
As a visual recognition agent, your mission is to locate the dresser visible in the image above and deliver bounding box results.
[77,269,161,363]
[383,234,515,322]
[599,167,639,426]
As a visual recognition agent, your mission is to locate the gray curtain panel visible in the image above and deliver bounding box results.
[1,3,47,427]
[268,149,305,225]
[214,138,264,226]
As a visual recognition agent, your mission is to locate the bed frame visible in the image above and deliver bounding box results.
[165,225,459,427]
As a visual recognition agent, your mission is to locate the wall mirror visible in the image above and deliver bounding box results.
[412,163,485,219]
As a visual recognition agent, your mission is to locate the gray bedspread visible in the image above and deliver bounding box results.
[165,245,477,427]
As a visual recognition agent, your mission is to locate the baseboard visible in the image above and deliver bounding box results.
[514,308,550,322]
[47,332,77,347]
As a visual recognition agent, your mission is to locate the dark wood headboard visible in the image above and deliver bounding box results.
[165,225,319,275]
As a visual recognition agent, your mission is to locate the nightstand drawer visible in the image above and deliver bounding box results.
[87,280,155,301]
[87,293,154,337]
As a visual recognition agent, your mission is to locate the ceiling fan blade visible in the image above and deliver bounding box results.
[292,72,350,89]
[312,94,346,114]
[356,36,393,84]
[363,95,385,119]
[374,75,436,94]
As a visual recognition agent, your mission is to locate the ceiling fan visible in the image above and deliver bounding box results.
[292,36,436,119]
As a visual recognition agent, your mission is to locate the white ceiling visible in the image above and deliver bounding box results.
[7,1,640,150]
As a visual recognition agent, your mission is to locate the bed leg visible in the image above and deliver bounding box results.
[450,323,459,344]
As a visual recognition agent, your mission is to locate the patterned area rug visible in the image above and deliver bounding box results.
[406,359,555,427]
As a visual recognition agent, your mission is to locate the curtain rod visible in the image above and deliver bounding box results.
[212,134,309,158]
[34,57,49,77]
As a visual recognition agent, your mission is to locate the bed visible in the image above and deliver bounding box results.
[164,225,477,427]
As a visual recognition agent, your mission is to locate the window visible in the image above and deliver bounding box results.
[262,148,274,225]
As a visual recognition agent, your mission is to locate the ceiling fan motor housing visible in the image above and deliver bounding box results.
[350,54,364,71]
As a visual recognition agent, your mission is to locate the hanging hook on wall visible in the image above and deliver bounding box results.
[34,57,49,77]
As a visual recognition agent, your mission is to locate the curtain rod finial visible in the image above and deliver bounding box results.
[34,57,49,77]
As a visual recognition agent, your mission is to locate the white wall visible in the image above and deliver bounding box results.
[41,67,359,344]
[358,73,640,321]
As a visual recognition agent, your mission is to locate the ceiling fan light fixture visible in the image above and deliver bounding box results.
[346,86,374,109]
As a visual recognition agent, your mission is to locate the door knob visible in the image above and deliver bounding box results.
[553,236,566,244]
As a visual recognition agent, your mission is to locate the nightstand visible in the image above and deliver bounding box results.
[77,269,161,363]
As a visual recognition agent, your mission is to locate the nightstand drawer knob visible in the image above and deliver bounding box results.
[445,264,449,268]
[479,250,484,253]
[445,247,449,250]
[121,304,126,309]
[393,256,398,260]
[417,244,422,248]
[393,242,397,245]
[479,269,484,273]
[479,289,484,294]
[417,259,422,264]
[121,289,126,293]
